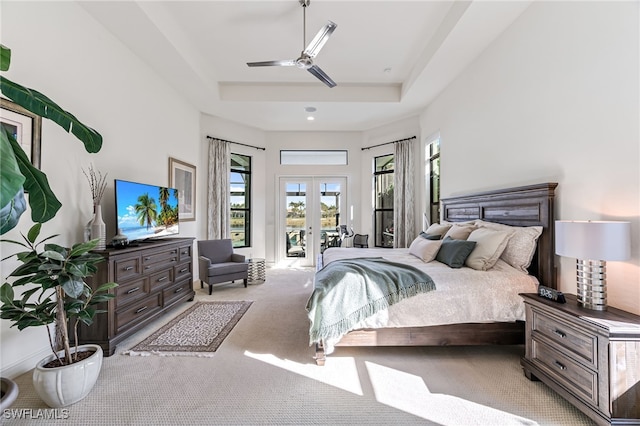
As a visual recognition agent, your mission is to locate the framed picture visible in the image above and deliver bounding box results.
[1,98,42,168]
[169,157,196,221]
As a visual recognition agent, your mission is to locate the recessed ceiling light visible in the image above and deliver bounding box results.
[307,116,315,121]
[304,106,317,113]
[383,67,392,73]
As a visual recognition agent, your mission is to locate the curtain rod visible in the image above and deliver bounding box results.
[361,136,417,151]
[206,135,266,151]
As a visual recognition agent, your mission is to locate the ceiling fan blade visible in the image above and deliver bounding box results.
[307,65,336,88]
[247,59,296,67]
[303,21,337,58]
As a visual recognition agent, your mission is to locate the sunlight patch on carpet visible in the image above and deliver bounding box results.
[366,361,539,425]
[244,351,363,395]
[123,301,252,357]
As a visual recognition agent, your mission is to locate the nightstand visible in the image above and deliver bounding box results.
[520,293,640,425]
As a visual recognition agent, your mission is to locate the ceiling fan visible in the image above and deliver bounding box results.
[247,0,338,88]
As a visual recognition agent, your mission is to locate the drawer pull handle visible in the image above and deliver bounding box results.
[135,306,148,314]
[124,266,134,271]
[181,251,188,255]
[179,268,188,273]
[144,257,150,260]
[145,266,151,270]
[172,250,177,254]
[175,288,184,293]
[553,329,567,338]
[126,287,140,294]
[553,361,566,371]
[172,258,177,262]
[157,276,168,282]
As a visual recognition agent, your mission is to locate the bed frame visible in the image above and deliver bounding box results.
[313,182,558,365]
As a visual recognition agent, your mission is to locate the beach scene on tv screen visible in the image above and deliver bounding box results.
[116,181,179,241]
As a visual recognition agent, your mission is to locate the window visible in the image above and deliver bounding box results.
[230,153,251,248]
[280,150,348,165]
[428,139,440,224]
[373,154,394,248]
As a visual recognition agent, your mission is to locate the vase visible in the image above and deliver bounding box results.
[32,345,103,408]
[90,204,106,250]
[83,205,94,243]
[111,228,128,248]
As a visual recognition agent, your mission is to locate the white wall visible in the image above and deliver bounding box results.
[0,2,200,377]
[420,1,640,314]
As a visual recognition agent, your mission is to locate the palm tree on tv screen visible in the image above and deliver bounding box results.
[157,187,177,227]
[159,187,169,210]
[135,193,158,229]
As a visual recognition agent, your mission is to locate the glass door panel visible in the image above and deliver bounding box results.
[319,180,344,254]
[285,181,309,262]
[279,177,347,267]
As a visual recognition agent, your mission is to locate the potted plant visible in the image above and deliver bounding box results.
[0,44,107,407]
[0,223,117,407]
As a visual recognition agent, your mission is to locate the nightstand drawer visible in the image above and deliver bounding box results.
[531,309,597,367]
[531,338,598,406]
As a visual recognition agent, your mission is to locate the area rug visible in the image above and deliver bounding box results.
[122,301,252,357]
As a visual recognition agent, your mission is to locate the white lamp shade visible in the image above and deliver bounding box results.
[555,220,631,261]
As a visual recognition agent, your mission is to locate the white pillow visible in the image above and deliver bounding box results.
[443,224,477,240]
[422,223,452,239]
[475,220,543,272]
[465,228,511,271]
[408,237,442,262]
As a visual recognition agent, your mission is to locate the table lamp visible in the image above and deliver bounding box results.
[555,220,631,310]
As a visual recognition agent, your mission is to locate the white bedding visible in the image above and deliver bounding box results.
[321,247,539,330]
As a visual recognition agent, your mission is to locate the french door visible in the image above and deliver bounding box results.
[279,176,347,267]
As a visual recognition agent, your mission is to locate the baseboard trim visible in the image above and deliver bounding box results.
[1,346,51,379]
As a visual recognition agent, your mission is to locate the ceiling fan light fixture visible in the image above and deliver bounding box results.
[246,0,337,88]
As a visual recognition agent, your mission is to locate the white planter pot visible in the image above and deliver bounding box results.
[32,344,103,408]
[1,377,19,410]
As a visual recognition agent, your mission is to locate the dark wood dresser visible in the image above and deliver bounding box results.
[520,293,640,425]
[76,238,195,356]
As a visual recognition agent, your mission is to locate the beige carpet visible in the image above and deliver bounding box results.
[4,266,595,425]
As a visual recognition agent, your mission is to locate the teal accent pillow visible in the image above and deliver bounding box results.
[419,231,442,240]
[436,237,477,268]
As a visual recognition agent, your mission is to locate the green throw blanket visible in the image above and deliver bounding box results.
[306,257,436,345]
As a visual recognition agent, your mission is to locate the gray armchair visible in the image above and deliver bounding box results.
[198,239,248,295]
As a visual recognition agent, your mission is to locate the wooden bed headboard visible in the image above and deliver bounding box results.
[440,182,558,289]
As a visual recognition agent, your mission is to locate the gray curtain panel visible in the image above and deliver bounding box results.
[393,139,415,248]
[207,139,231,239]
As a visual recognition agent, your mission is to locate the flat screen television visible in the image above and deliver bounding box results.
[114,179,179,242]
